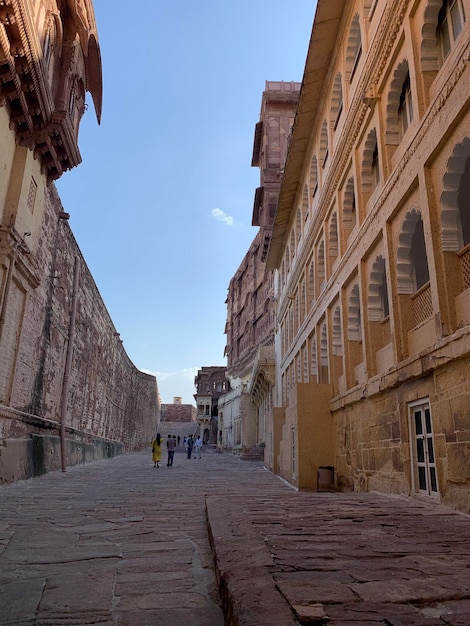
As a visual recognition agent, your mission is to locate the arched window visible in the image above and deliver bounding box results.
[346,14,362,81]
[372,142,380,187]
[310,333,318,380]
[397,210,430,293]
[343,177,357,234]
[320,120,329,167]
[302,184,309,222]
[398,74,413,136]
[330,73,344,130]
[332,305,343,356]
[296,207,302,241]
[386,60,413,148]
[441,137,470,252]
[317,239,326,291]
[368,256,390,321]
[362,128,380,193]
[398,73,414,137]
[421,0,466,73]
[348,284,362,341]
[320,322,329,383]
[379,268,390,319]
[437,0,466,63]
[309,155,318,199]
[458,156,470,246]
[300,278,306,322]
[411,220,430,290]
[308,257,315,305]
[329,212,339,261]
[303,343,309,382]
[441,137,470,297]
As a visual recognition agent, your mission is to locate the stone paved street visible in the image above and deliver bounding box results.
[214,491,470,625]
[0,448,227,626]
[1,448,469,625]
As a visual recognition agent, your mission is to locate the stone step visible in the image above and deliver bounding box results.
[240,443,265,461]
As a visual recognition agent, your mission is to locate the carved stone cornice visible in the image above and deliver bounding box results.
[248,345,275,403]
[0,0,102,181]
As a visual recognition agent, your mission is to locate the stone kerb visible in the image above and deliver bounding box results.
[205,495,298,626]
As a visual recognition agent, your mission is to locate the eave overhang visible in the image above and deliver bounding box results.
[266,0,347,271]
[87,32,102,124]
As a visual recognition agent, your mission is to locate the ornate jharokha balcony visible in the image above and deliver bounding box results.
[0,0,102,181]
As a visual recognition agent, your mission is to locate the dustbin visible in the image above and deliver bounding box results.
[317,465,335,491]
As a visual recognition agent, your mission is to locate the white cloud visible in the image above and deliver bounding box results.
[141,367,199,405]
[211,208,234,226]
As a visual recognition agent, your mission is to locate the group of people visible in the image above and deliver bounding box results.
[151,433,203,467]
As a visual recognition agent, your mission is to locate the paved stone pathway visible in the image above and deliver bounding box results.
[240,492,470,625]
[1,448,469,625]
[0,448,227,626]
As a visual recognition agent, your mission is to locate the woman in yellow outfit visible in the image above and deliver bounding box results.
[152,433,162,468]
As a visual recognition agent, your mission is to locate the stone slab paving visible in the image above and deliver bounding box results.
[207,487,470,625]
[0,449,229,626]
[1,449,469,625]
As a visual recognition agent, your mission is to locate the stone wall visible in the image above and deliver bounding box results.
[333,354,470,513]
[0,184,158,483]
[161,404,196,423]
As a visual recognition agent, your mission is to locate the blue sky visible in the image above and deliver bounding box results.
[57,1,316,405]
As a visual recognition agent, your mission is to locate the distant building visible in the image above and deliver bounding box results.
[194,367,230,444]
[161,398,196,423]
[221,82,300,456]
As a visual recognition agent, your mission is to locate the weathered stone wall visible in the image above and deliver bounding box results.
[333,354,470,513]
[0,184,158,483]
[161,404,196,423]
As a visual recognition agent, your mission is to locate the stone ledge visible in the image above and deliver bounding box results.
[205,495,299,626]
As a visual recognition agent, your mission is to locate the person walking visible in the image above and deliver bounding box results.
[151,433,162,468]
[187,435,194,459]
[177,435,180,446]
[194,436,203,459]
[166,434,176,467]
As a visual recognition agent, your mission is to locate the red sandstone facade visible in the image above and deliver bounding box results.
[220,82,300,454]
[161,400,196,423]
[194,366,229,444]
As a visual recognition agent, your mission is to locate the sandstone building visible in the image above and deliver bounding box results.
[161,397,196,423]
[262,0,470,513]
[221,82,300,455]
[194,366,229,444]
[0,0,158,482]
